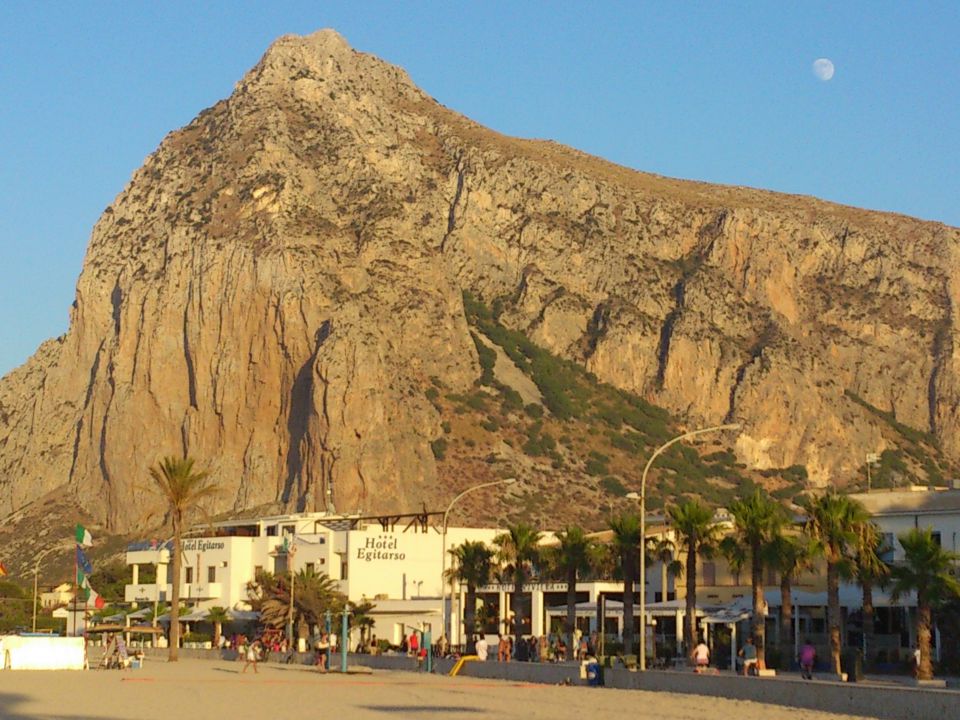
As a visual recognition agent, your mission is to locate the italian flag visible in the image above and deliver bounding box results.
[75,524,93,548]
[78,571,106,609]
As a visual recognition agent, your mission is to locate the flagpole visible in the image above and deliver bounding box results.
[73,541,79,637]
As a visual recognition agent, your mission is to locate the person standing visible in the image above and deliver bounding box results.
[242,639,261,674]
[799,639,816,680]
[315,632,330,673]
[739,637,758,676]
[693,638,710,672]
[475,634,489,661]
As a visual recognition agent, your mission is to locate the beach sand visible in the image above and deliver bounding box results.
[0,659,875,720]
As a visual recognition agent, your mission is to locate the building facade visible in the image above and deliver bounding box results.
[125,511,502,646]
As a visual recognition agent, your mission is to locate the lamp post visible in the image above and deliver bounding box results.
[440,477,517,649]
[627,422,740,670]
[33,543,70,632]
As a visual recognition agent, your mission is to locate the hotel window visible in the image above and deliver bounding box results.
[185,567,194,584]
[702,562,716,586]
[306,563,315,574]
[340,556,348,580]
[254,565,263,578]
[932,532,942,547]
[208,566,216,583]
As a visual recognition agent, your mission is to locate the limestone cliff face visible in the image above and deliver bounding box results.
[1,30,958,532]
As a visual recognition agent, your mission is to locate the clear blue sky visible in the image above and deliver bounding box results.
[1,2,958,376]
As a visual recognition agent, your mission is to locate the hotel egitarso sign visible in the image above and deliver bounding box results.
[181,540,226,552]
[356,535,407,562]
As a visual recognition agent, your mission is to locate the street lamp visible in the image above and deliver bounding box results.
[627,422,740,670]
[440,477,517,649]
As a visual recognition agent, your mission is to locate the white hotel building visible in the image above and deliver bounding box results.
[125,511,504,646]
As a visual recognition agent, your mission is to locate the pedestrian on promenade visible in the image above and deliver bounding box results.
[799,640,816,680]
[476,635,489,661]
[739,637,758,676]
[693,639,710,673]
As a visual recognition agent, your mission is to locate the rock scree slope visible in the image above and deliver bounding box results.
[2,29,959,535]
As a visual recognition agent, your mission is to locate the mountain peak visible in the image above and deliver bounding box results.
[240,27,417,103]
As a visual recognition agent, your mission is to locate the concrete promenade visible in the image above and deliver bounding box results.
[354,653,958,720]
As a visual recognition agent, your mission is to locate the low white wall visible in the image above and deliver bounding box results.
[1,636,86,670]
[604,669,958,720]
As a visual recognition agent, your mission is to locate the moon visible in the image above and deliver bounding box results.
[812,58,835,81]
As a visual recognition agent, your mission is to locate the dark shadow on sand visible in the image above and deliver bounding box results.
[359,707,481,714]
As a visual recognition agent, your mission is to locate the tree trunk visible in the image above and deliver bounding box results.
[169,516,181,662]
[751,543,765,667]
[780,576,793,649]
[917,598,933,681]
[862,578,874,663]
[827,561,841,675]
[464,584,477,654]
[566,565,577,661]
[213,621,221,650]
[685,543,697,660]
[622,548,634,658]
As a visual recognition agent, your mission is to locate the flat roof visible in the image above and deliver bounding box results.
[848,488,960,516]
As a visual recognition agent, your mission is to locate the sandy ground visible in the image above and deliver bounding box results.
[0,659,876,720]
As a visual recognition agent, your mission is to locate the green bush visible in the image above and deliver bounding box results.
[600,476,628,497]
[471,332,497,385]
[524,403,544,419]
[465,393,488,411]
[585,457,609,476]
[430,438,448,460]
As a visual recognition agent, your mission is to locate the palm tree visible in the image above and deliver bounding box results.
[351,600,377,650]
[608,513,641,658]
[721,489,785,666]
[551,526,595,660]
[888,528,960,681]
[447,540,495,653]
[247,567,345,634]
[853,522,890,661]
[669,499,722,659]
[767,533,815,648]
[646,535,677,604]
[206,606,230,650]
[149,455,219,662]
[494,523,542,652]
[801,491,869,675]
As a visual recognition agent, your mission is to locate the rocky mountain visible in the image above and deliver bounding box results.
[1,30,959,540]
